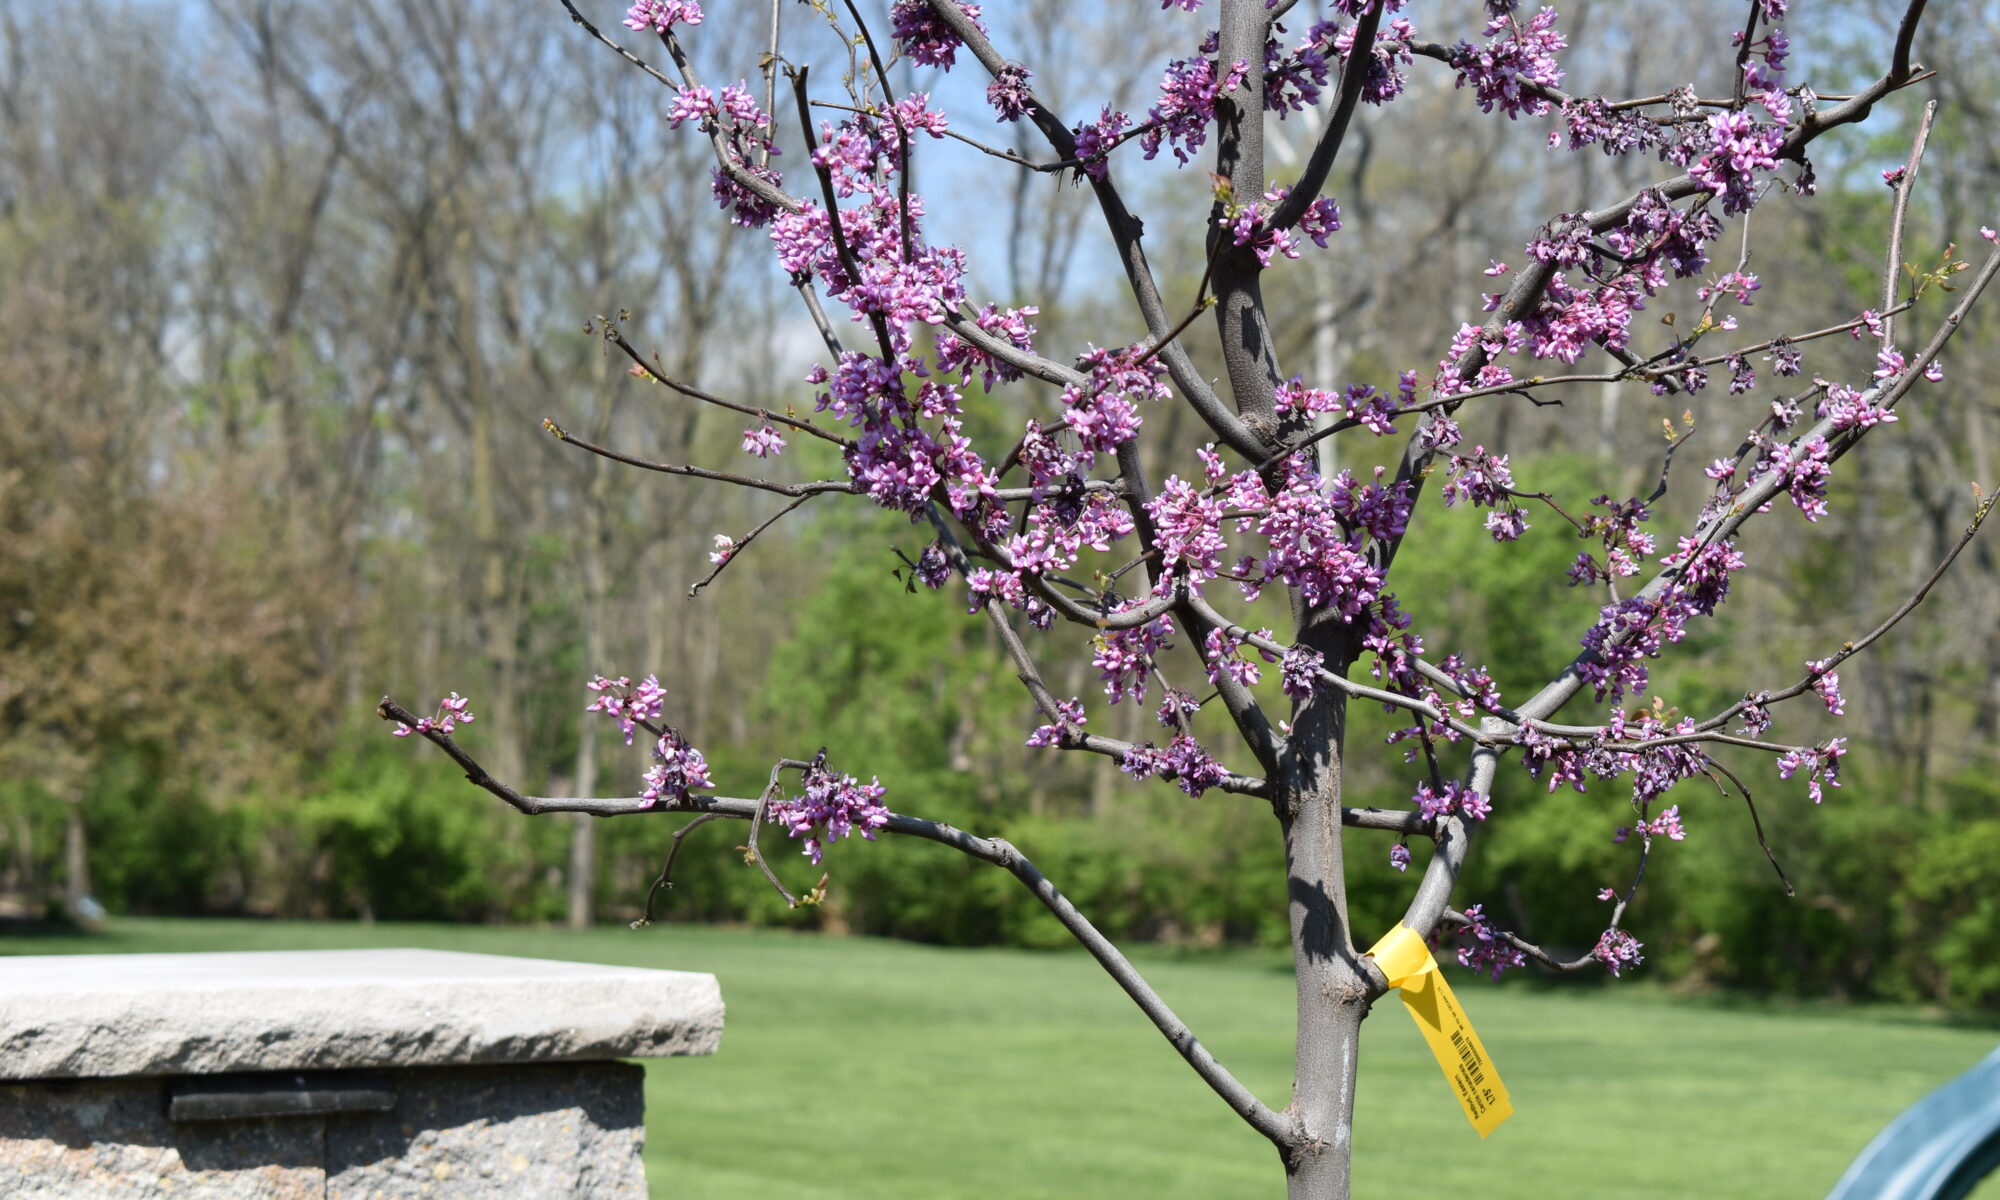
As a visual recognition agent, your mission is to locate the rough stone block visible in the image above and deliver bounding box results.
[0,949,724,1080]
[0,949,723,1198]
[0,1062,646,1199]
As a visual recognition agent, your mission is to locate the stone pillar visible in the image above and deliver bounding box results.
[0,949,723,1199]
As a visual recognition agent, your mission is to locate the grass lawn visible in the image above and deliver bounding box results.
[3,917,1993,1198]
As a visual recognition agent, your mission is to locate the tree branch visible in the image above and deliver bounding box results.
[542,418,856,499]
[375,693,1292,1149]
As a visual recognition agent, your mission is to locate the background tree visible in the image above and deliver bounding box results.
[380,1,1997,1197]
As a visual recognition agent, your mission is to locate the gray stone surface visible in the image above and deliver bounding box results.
[0,949,722,1081]
[0,1062,646,1199]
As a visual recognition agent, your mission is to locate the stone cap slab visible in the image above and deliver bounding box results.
[0,948,723,1080]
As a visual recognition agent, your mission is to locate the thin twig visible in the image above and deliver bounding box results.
[1695,488,1997,734]
[789,64,897,360]
[689,496,816,597]
[555,0,676,88]
[634,813,725,927]
[1880,100,1938,348]
[744,762,803,906]
[1706,759,1793,896]
[543,417,856,499]
[838,0,915,263]
[1440,908,1596,973]
[603,325,850,446]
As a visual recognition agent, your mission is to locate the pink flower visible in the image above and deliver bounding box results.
[623,0,703,33]
[741,424,786,458]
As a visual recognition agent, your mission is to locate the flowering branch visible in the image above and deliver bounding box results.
[376,692,1289,1147]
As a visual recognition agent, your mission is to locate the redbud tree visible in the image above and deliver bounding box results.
[382,1,1995,1195]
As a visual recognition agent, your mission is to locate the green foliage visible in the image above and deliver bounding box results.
[282,746,568,923]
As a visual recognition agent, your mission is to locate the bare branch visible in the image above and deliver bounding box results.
[603,325,851,447]
[1880,99,1939,348]
[542,417,857,499]
[689,495,816,597]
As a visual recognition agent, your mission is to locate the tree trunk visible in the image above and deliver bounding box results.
[62,795,91,920]
[566,813,597,929]
[1278,632,1374,1200]
[566,605,601,931]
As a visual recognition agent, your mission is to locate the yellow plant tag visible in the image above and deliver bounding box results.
[1366,923,1513,1138]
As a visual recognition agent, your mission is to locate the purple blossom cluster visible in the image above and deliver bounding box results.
[1819,383,1898,432]
[740,424,785,458]
[1454,904,1527,980]
[1777,739,1847,804]
[1689,109,1788,216]
[1262,21,1340,115]
[772,96,1035,531]
[1615,803,1686,843]
[623,0,701,33]
[1359,594,1423,689]
[1155,687,1201,731]
[1071,107,1133,182]
[1551,96,1664,156]
[1142,54,1247,164]
[1062,346,1171,460]
[1147,477,1230,585]
[1333,16,1417,106]
[1440,444,1532,541]
[1605,710,1705,805]
[1222,191,1303,267]
[1203,626,1278,687]
[1384,655,1498,761]
[1516,723,1587,793]
[1004,488,1135,580]
[1568,494,1655,586]
[1027,697,1088,749]
[985,64,1033,122]
[1274,377,1395,432]
[1411,780,1492,822]
[889,0,982,70]
[1451,6,1566,120]
[1806,658,1845,715]
[1120,734,1228,797]
[1440,445,1514,508]
[1771,436,1834,521]
[585,674,667,745]
[1505,184,1733,387]
[1738,24,1790,91]
[936,303,1038,391]
[681,81,782,228]
[1280,645,1325,700]
[1227,457,1391,618]
[640,727,713,808]
[965,566,1052,629]
[1591,928,1644,976]
[1094,617,1176,704]
[1576,537,1746,704]
[583,673,711,810]
[390,692,475,738]
[911,540,951,590]
[770,764,890,865]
